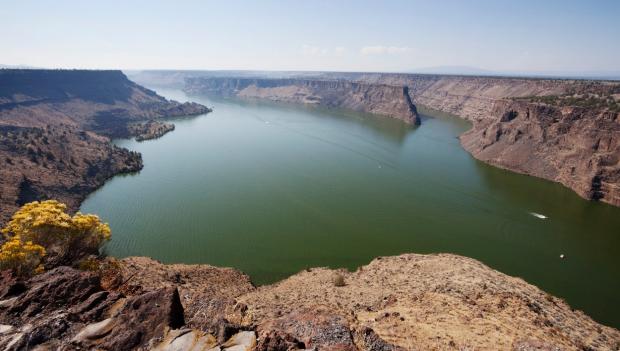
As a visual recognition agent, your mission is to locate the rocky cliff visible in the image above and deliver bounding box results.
[184,77,420,125]
[0,69,211,223]
[461,100,620,206]
[1,253,618,350]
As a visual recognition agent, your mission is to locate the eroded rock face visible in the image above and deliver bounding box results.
[184,77,420,125]
[91,287,185,350]
[461,100,620,206]
[119,257,255,332]
[0,266,118,350]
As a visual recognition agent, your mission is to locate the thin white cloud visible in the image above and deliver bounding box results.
[301,45,328,56]
[361,46,413,55]
[334,47,347,56]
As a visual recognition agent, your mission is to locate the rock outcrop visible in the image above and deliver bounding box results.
[130,120,176,141]
[4,253,616,350]
[0,69,212,224]
[184,77,420,125]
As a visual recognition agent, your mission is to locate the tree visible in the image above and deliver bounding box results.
[1,200,111,268]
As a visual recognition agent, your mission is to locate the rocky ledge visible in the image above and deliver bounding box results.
[1,253,618,350]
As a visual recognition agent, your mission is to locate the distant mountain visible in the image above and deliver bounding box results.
[410,66,496,76]
[0,63,39,69]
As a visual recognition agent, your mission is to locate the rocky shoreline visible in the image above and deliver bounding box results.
[1,253,618,350]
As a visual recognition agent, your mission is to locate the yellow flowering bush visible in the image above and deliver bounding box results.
[0,236,45,277]
[1,200,112,269]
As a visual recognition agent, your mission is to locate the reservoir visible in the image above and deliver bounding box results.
[81,87,620,328]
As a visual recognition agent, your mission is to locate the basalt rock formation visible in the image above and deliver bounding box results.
[184,77,420,125]
[0,69,211,224]
[0,253,618,350]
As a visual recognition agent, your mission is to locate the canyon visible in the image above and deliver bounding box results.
[1,69,619,350]
[153,71,620,207]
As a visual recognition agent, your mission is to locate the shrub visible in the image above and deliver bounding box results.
[1,200,111,267]
[332,273,346,287]
[0,236,45,277]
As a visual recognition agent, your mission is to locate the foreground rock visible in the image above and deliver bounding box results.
[1,253,617,350]
[235,253,620,350]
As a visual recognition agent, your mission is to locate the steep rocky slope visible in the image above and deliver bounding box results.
[184,77,420,125]
[461,100,620,206]
[1,253,618,350]
[0,69,211,223]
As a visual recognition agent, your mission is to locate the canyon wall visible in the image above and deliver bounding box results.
[184,77,420,125]
[0,69,211,223]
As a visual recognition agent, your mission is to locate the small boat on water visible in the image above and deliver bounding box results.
[530,212,548,219]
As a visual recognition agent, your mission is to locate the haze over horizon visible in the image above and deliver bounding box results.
[1,0,620,75]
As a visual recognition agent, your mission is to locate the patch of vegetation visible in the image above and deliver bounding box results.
[0,200,111,277]
[332,273,346,287]
[514,92,620,112]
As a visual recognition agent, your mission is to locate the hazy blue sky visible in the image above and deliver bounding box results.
[1,0,619,72]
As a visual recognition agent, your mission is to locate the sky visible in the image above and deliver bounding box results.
[1,0,619,73]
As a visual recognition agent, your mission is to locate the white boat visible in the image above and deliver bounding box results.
[530,212,548,219]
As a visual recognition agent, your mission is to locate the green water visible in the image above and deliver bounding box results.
[81,88,620,328]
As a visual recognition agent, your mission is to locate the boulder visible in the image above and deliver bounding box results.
[93,287,185,350]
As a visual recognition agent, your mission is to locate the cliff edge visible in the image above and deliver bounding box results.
[1,253,618,350]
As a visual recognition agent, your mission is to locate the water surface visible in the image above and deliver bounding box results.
[81,88,620,328]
